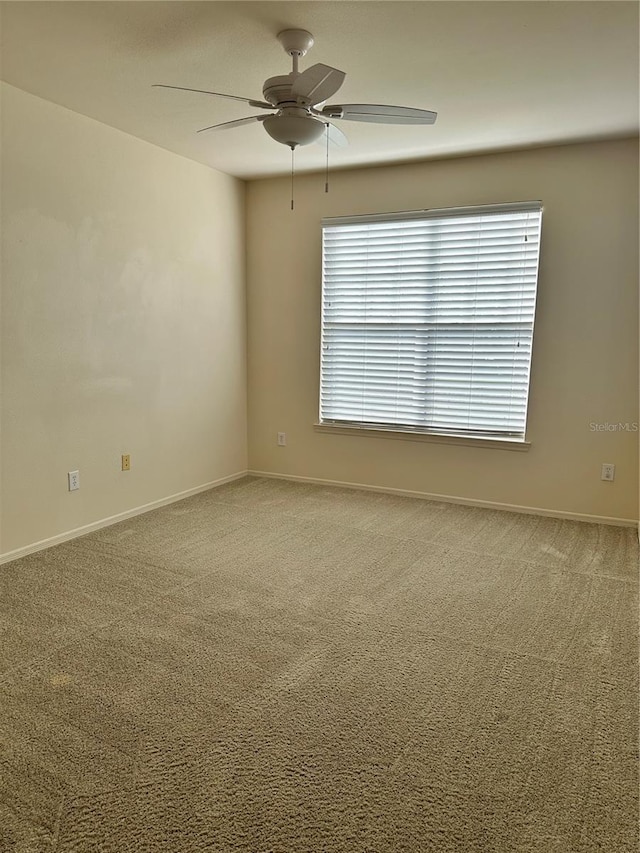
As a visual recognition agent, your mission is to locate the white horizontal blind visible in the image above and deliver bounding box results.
[320,203,542,439]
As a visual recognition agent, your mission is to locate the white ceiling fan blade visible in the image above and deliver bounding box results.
[197,115,269,134]
[314,121,349,148]
[322,104,437,125]
[153,84,272,110]
[292,63,346,106]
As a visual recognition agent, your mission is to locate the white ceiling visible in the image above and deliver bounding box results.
[1,1,638,180]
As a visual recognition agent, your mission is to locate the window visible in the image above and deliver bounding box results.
[319,202,543,443]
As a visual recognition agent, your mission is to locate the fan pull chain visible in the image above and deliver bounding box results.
[290,146,295,210]
[325,124,330,193]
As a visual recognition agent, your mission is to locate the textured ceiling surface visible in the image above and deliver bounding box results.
[1,1,638,179]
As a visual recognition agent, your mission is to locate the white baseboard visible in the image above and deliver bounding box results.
[248,469,639,528]
[3,468,636,565]
[0,471,248,565]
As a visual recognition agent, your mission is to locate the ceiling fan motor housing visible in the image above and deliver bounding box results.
[262,74,297,107]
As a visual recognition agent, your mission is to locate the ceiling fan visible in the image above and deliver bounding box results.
[154,29,437,150]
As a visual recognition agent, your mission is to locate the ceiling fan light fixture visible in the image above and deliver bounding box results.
[263,113,326,148]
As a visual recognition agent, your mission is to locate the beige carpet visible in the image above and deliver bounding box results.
[1,476,638,852]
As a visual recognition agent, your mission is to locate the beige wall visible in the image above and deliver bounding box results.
[2,87,636,555]
[1,84,247,555]
[247,138,639,523]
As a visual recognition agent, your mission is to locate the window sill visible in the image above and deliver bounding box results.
[314,423,531,451]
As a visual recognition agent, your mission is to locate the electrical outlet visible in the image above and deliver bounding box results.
[68,470,80,491]
[277,432,287,447]
[601,463,615,482]
[121,454,131,471]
